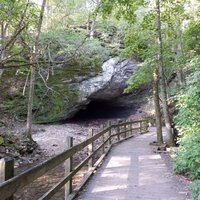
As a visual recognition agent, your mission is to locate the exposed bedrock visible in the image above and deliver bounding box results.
[0,57,150,123]
[67,57,150,120]
[77,57,138,101]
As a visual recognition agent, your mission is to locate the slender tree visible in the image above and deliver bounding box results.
[152,68,163,143]
[0,0,30,76]
[0,23,6,78]
[26,0,47,139]
[97,0,164,142]
[155,0,175,146]
[89,0,99,39]
[174,29,186,86]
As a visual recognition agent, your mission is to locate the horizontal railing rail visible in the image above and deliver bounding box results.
[0,119,148,200]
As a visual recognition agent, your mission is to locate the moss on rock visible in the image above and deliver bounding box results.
[0,28,111,123]
[33,80,78,123]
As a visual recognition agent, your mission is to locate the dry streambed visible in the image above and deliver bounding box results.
[14,120,109,200]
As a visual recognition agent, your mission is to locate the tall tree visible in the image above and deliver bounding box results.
[161,0,187,87]
[87,0,100,38]
[0,0,30,75]
[155,0,175,146]
[0,0,39,69]
[97,0,165,143]
[153,67,163,143]
[26,0,47,139]
[174,29,186,86]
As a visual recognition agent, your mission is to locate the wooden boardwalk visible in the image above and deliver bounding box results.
[75,128,190,200]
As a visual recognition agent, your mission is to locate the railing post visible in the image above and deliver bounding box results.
[88,129,94,170]
[130,119,133,135]
[142,121,145,132]
[117,120,120,142]
[128,120,130,136]
[100,125,105,154]
[108,121,112,146]
[65,136,73,199]
[0,156,14,200]
[124,121,127,138]
[103,124,107,153]
[145,120,148,132]
[141,121,145,133]
[129,119,132,136]
[139,121,142,134]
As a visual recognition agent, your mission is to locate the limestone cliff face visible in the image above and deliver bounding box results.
[65,57,138,119]
[0,57,139,123]
[77,58,138,101]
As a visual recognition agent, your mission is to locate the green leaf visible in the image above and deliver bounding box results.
[0,136,4,145]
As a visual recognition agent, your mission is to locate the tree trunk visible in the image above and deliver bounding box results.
[87,15,90,36]
[174,30,186,86]
[153,68,163,144]
[89,0,99,39]
[0,23,6,78]
[177,68,185,86]
[26,0,47,139]
[26,65,35,140]
[90,19,96,39]
[155,0,176,146]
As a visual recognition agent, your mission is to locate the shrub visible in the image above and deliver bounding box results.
[191,180,200,200]
[40,28,110,69]
[173,59,200,198]
[173,132,200,179]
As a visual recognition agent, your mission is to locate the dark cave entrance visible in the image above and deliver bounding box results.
[71,100,137,121]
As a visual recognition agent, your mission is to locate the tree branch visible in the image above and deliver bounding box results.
[0,2,30,54]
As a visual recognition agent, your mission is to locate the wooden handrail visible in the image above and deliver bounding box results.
[0,119,148,200]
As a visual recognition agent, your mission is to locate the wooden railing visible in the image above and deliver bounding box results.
[0,119,148,200]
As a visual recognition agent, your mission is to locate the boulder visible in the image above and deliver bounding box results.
[65,57,138,119]
[0,57,139,123]
[77,57,138,101]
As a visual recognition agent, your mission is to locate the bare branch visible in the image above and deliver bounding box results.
[1,1,30,53]
[38,68,53,92]
[47,43,54,75]
[23,71,30,96]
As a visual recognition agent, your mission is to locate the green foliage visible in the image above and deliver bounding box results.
[192,180,200,200]
[97,0,144,23]
[173,59,200,180]
[0,0,38,33]
[125,61,153,92]
[183,21,200,55]
[30,28,110,123]
[46,0,89,29]
[40,29,109,68]
[33,80,78,123]
[0,136,4,145]
[122,27,156,61]
[173,133,200,179]
[0,0,39,68]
